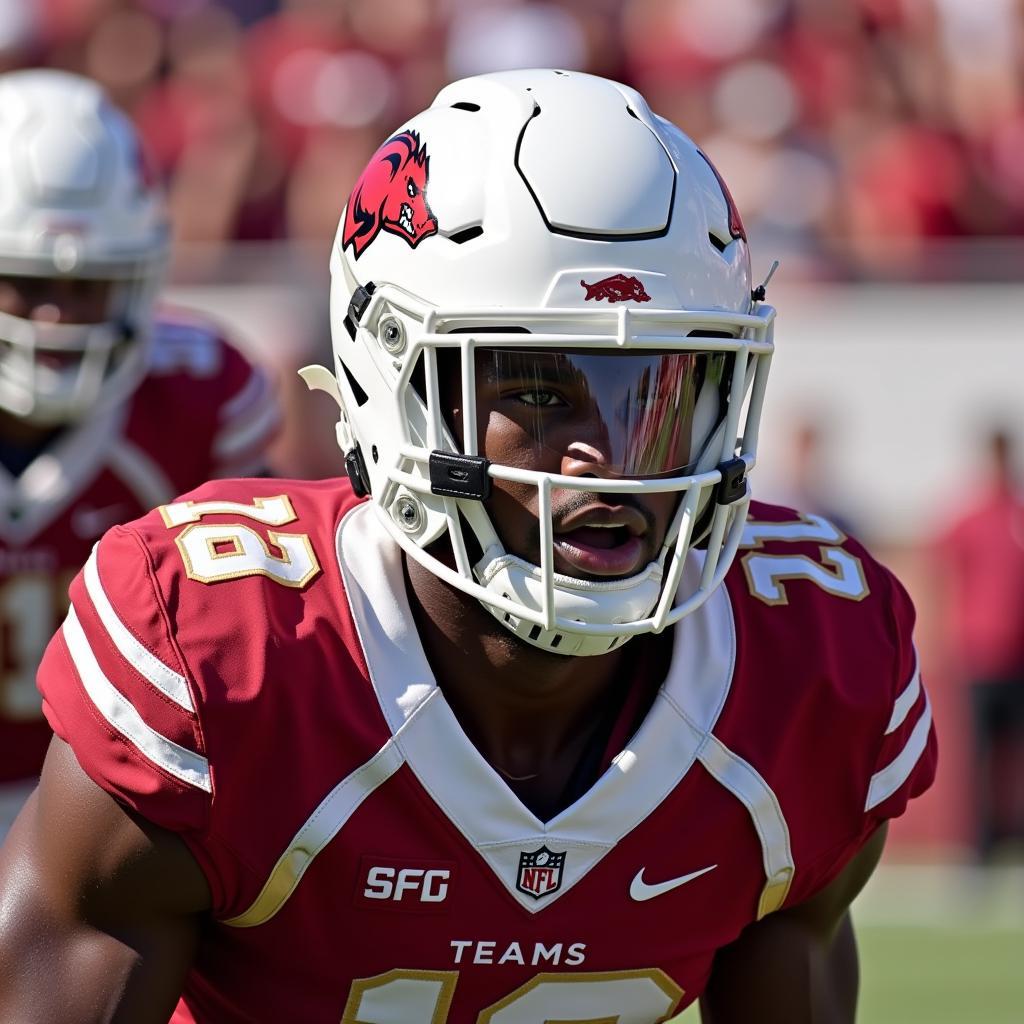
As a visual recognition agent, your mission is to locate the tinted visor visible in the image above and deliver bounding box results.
[476,348,729,478]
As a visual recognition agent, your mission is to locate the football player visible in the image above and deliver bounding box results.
[0,69,278,840]
[0,71,934,1023]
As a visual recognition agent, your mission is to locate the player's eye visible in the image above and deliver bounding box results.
[510,387,564,408]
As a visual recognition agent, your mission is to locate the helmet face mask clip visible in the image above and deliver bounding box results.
[312,70,776,657]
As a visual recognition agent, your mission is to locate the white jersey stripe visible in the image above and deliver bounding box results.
[213,401,280,461]
[224,737,405,928]
[62,605,211,793]
[83,547,194,713]
[106,438,177,510]
[866,694,932,811]
[885,662,921,735]
[698,734,794,919]
[220,367,269,420]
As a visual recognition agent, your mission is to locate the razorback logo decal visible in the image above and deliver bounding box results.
[580,274,652,303]
[697,149,747,242]
[342,130,438,258]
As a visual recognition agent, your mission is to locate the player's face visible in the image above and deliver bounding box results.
[445,347,708,581]
[0,275,112,325]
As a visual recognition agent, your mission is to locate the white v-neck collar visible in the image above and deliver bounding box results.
[337,503,737,913]
[0,403,126,544]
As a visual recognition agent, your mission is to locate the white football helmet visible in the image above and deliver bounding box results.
[0,69,169,425]
[307,70,775,657]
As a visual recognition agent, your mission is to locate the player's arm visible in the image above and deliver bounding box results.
[0,736,210,1023]
[699,822,887,1024]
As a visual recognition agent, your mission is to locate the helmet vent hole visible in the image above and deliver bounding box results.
[448,225,483,245]
[550,634,562,649]
[341,362,369,407]
[371,445,378,463]
[708,232,728,254]
[451,101,480,112]
[626,106,639,119]
[528,624,542,641]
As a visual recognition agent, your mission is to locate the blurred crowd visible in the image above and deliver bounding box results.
[2,0,1022,279]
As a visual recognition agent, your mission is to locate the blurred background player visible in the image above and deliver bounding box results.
[933,426,1024,862]
[0,68,279,838]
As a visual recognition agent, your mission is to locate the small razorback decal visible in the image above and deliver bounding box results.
[580,274,652,303]
[342,130,438,258]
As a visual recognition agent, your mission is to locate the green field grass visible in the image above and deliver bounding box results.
[669,863,1024,1023]
[856,924,1024,1024]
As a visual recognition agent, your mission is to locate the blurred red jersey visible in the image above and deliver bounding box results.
[0,309,278,784]
[38,479,935,1022]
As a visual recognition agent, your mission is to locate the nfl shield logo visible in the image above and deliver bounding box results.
[516,846,566,899]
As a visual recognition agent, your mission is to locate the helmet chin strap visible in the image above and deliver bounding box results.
[474,549,667,657]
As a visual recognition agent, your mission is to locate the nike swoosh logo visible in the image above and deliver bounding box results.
[629,864,717,901]
[71,504,129,540]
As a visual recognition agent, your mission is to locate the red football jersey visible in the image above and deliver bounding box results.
[0,309,278,785]
[38,479,936,1022]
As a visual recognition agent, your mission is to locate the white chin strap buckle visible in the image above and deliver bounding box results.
[475,552,665,658]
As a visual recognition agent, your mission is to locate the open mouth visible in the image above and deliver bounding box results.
[554,528,645,577]
[552,507,649,578]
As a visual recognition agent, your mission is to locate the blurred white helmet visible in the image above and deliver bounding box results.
[309,69,775,657]
[0,69,169,425]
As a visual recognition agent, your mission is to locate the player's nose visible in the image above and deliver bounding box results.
[560,438,617,480]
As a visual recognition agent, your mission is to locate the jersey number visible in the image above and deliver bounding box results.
[160,496,320,588]
[340,968,682,1023]
[740,514,869,606]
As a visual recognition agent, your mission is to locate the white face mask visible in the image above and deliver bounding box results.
[0,274,154,425]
